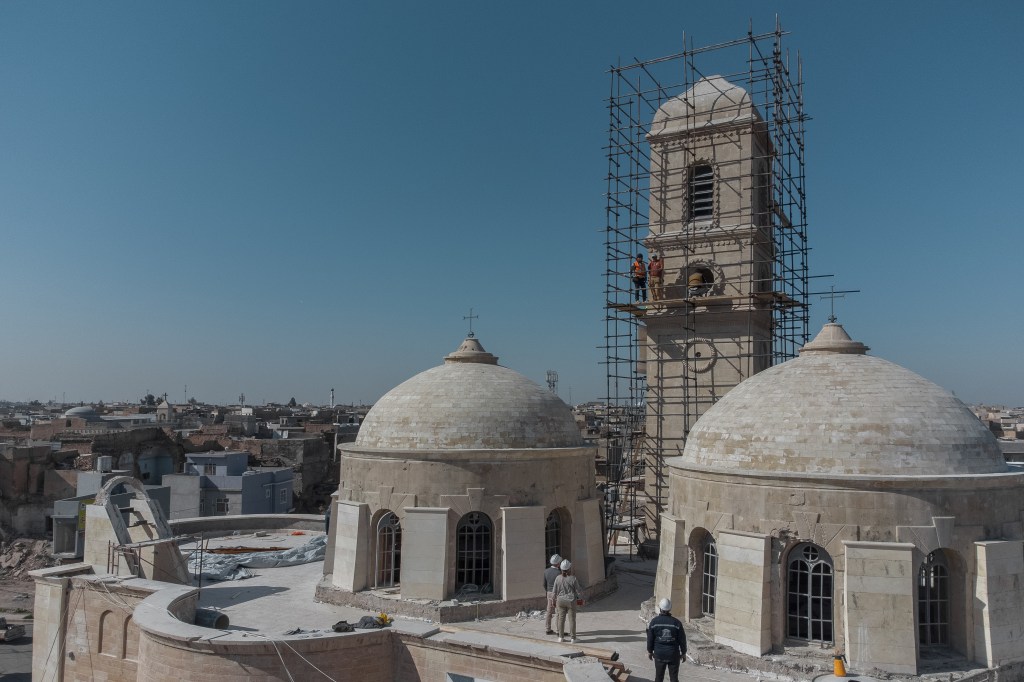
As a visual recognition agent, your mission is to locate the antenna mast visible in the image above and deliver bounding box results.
[546,370,559,395]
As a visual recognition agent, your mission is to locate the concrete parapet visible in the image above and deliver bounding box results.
[169,513,324,537]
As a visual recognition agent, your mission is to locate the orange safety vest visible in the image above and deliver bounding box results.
[632,259,646,278]
[649,259,663,278]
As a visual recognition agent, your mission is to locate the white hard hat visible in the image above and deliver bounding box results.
[560,559,572,571]
[549,554,562,566]
[658,597,672,613]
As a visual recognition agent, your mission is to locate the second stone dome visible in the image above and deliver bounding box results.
[355,336,583,451]
[678,323,1006,477]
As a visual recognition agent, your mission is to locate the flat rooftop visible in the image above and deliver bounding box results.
[180,531,763,682]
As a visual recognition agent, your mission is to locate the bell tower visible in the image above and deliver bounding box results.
[638,75,778,525]
[602,28,809,549]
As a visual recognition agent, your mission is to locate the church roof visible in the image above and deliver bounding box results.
[678,323,1007,477]
[354,336,583,451]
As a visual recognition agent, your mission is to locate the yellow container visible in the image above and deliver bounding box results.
[833,655,847,677]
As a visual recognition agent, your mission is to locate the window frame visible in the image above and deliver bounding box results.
[375,511,402,588]
[545,510,561,563]
[786,543,834,643]
[455,512,493,591]
[688,163,715,221]
[918,551,950,647]
[701,534,718,616]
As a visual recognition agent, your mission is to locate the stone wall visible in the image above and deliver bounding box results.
[668,468,1024,552]
[138,626,393,682]
[394,631,567,682]
[662,464,1024,666]
[340,447,596,512]
[33,569,607,681]
[0,444,70,535]
[51,575,158,682]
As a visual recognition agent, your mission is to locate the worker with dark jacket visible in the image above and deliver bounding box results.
[647,597,687,682]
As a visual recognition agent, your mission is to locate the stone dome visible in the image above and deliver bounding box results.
[649,75,761,139]
[64,405,100,420]
[355,336,583,451]
[678,323,1006,477]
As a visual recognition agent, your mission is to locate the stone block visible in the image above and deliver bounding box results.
[974,540,1024,665]
[572,498,605,588]
[713,531,770,655]
[501,506,545,601]
[843,541,916,676]
[402,507,451,601]
[654,514,686,614]
[331,501,369,592]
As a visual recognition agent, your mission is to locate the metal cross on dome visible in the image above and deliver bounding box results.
[463,308,479,338]
[816,284,860,324]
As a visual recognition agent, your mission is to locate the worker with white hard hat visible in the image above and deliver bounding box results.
[646,597,687,682]
[552,559,583,643]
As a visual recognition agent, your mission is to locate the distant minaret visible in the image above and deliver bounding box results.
[330,388,335,409]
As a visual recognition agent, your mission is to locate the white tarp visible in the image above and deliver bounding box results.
[188,534,327,581]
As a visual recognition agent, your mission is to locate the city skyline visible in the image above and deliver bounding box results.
[2,2,1022,407]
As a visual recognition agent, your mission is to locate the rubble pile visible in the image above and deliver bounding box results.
[0,538,55,580]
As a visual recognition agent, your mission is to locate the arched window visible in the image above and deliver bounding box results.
[701,534,718,616]
[919,551,949,647]
[98,610,117,656]
[375,511,401,588]
[787,543,834,642]
[456,512,492,590]
[123,615,138,661]
[545,510,561,562]
[688,163,714,220]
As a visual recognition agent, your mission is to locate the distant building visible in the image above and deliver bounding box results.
[162,450,293,519]
[155,400,175,424]
[28,405,158,440]
[51,456,171,559]
[223,412,259,436]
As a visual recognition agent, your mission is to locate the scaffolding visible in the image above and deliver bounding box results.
[602,20,810,553]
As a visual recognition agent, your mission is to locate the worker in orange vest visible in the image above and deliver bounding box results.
[631,254,647,302]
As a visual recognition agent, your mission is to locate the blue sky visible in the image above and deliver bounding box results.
[1,2,1021,407]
